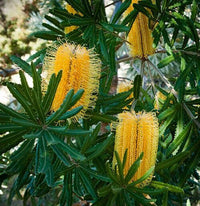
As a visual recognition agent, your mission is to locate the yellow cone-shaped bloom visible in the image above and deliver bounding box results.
[117,81,134,108]
[43,42,101,118]
[113,111,159,187]
[64,4,79,34]
[125,0,155,58]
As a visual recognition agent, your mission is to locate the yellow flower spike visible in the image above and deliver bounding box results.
[124,0,155,58]
[43,41,101,119]
[64,4,80,34]
[113,111,159,187]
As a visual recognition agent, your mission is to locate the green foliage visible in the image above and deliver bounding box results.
[0,0,200,205]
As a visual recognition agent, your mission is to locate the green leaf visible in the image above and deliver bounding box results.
[158,106,176,121]
[86,134,113,161]
[6,83,36,121]
[47,131,85,161]
[27,48,46,62]
[59,106,83,120]
[166,121,192,157]
[133,75,142,99]
[42,23,65,36]
[0,124,24,133]
[99,30,109,62]
[157,55,175,68]
[111,0,131,24]
[89,112,117,123]
[0,131,26,155]
[31,31,60,40]
[10,139,34,161]
[60,172,72,206]
[128,166,154,187]
[77,168,97,200]
[151,181,184,194]
[155,151,190,171]
[42,71,62,115]
[50,144,70,166]
[81,166,110,182]
[69,89,84,107]
[11,118,39,128]
[125,152,143,184]
[97,184,111,197]
[46,89,74,124]
[0,102,27,120]
[114,151,124,184]
[10,56,32,76]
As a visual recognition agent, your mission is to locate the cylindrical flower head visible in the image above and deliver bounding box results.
[64,4,79,34]
[43,42,101,118]
[113,111,159,187]
[125,0,155,58]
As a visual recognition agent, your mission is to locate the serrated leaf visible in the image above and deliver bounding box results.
[77,168,97,200]
[151,181,184,194]
[60,172,72,206]
[166,122,192,157]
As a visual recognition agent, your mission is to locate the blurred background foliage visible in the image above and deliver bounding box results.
[0,0,200,205]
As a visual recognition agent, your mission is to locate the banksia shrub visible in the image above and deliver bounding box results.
[125,0,155,58]
[113,111,159,186]
[43,42,101,118]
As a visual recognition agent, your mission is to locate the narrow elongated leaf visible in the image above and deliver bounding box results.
[77,168,97,200]
[125,153,143,184]
[60,172,72,206]
[134,75,142,99]
[50,144,70,166]
[10,56,32,76]
[151,181,184,194]
[111,0,131,24]
[46,89,74,124]
[59,106,83,120]
[86,134,113,161]
[0,131,26,155]
[42,71,62,115]
[156,151,190,171]
[0,102,27,120]
[166,122,192,157]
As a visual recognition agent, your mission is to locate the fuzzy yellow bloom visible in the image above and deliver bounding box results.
[64,4,79,34]
[125,0,155,58]
[117,81,134,108]
[113,111,159,187]
[43,42,101,118]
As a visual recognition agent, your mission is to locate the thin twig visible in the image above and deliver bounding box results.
[146,61,156,95]
[147,59,200,128]
[0,68,19,77]
[105,0,121,8]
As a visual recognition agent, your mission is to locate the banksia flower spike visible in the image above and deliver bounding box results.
[113,111,159,187]
[125,0,155,59]
[64,4,80,34]
[43,41,101,118]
